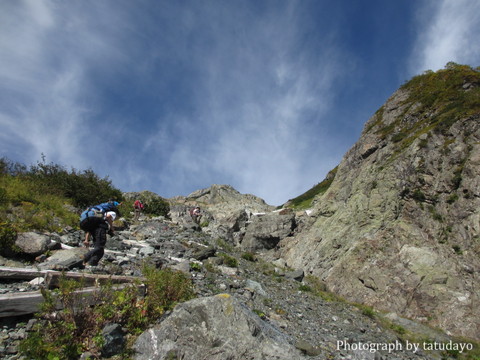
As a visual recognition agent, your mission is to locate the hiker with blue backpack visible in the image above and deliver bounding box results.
[79,200,122,267]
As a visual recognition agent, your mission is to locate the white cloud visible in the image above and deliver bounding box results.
[0,1,132,167]
[1,1,349,204]
[410,0,480,73]
[138,3,346,204]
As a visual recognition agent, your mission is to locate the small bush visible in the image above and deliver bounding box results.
[215,238,234,252]
[392,132,407,143]
[390,324,406,335]
[298,284,313,292]
[190,262,202,272]
[0,222,19,257]
[447,193,459,204]
[0,187,7,204]
[141,264,195,312]
[253,309,266,319]
[204,262,217,273]
[452,245,462,255]
[144,197,170,218]
[220,253,238,268]
[241,252,256,262]
[358,304,375,318]
[412,189,426,202]
[452,172,463,190]
[20,266,195,359]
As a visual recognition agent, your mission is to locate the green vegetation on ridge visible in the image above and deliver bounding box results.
[374,63,480,147]
[286,167,338,209]
[0,157,171,233]
[0,157,123,234]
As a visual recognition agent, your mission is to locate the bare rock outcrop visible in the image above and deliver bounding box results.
[279,66,480,340]
[241,211,296,251]
[133,294,303,360]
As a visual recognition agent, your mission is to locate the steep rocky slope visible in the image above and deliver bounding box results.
[279,64,480,340]
[0,217,458,359]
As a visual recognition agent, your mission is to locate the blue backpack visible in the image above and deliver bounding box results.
[80,201,120,223]
[79,207,105,222]
[96,201,119,212]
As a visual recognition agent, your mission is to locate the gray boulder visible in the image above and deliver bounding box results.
[15,232,51,257]
[285,269,305,282]
[133,294,304,360]
[101,323,125,357]
[38,248,87,270]
[241,212,296,251]
[210,209,249,245]
[191,246,216,261]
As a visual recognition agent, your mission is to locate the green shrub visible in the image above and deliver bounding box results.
[447,193,459,204]
[298,284,313,292]
[27,161,123,209]
[0,157,123,232]
[453,170,463,190]
[190,262,202,271]
[144,197,170,218]
[20,266,195,359]
[452,245,462,255]
[0,187,7,204]
[412,189,426,202]
[392,132,408,143]
[142,264,195,311]
[220,253,238,268]
[428,206,443,222]
[215,238,234,252]
[252,309,266,319]
[358,304,375,318]
[0,222,19,257]
[241,252,256,262]
[390,324,406,335]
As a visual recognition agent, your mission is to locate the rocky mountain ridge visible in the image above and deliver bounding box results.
[278,64,480,340]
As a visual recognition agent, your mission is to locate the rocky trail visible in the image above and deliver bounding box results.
[0,213,464,360]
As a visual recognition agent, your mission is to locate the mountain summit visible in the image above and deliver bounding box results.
[278,63,480,340]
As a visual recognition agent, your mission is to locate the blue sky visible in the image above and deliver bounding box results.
[1,0,479,205]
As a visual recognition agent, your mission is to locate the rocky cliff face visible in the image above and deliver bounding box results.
[175,184,274,216]
[279,64,480,340]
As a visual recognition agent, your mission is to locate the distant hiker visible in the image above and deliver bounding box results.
[190,206,202,224]
[134,199,144,221]
[80,200,121,267]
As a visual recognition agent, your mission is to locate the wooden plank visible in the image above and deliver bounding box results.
[0,267,48,280]
[45,272,144,288]
[0,291,46,317]
[0,284,146,318]
[0,267,144,288]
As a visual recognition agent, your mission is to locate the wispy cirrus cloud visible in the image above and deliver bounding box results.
[1,1,96,166]
[137,2,347,203]
[410,0,480,74]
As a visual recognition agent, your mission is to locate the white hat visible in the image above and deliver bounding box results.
[106,211,117,221]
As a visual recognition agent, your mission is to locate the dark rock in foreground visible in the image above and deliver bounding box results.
[133,294,304,360]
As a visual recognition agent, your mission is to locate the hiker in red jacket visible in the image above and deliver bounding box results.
[190,206,202,224]
[134,199,144,221]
